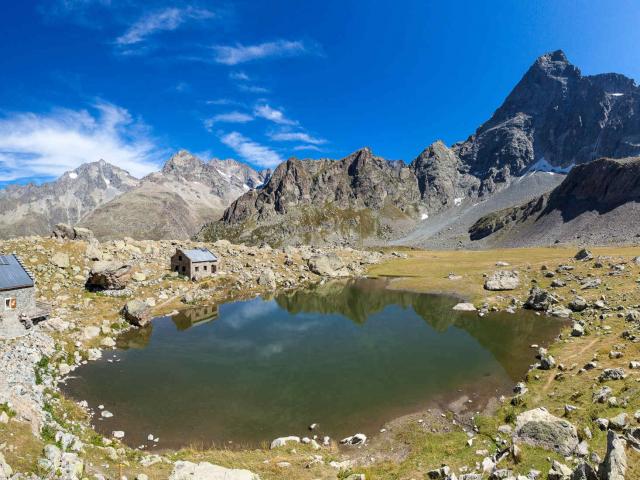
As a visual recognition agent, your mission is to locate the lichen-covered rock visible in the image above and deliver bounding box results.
[484,270,520,291]
[599,430,627,480]
[122,299,152,327]
[514,407,578,455]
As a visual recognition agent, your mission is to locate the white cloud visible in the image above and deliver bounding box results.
[293,145,323,152]
[212,40,308,65]
[254,104,297,125]
[0,102,161,182]
[238,84,269,94]
[270,131,326,145]
[229,71,250,81]
[203,111,253,131]
[116,7,214,46]
[220,131,283,168]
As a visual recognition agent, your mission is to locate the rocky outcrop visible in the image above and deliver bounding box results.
[599,430,627,480]
[469,156,640,246]
[85,261,132,290]
[81,151,265,240]
[52,223,94,241]
[198,148,423,246]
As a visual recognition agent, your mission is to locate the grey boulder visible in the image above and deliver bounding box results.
[514,407,578,455]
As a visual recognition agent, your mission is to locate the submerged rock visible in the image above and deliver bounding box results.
[452,302,476,311]
[514,407,578,455]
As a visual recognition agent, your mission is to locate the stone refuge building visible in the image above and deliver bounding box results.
[170,248,219,281]
[0,254,49,325]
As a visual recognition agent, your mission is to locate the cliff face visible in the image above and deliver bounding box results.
[455,50,640,194]
[468,156,640,246]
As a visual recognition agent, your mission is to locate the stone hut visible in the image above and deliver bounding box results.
[170,248,218,281]
[0,254,49,325]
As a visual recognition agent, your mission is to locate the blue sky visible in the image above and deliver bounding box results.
[1,0,640,185]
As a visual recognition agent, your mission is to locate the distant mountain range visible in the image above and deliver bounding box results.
[0,152,265,240]
[2,50,639,246]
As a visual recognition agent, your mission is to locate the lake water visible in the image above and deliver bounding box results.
[63,279,564,449]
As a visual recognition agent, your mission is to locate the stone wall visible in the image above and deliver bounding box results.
[1,286,36,321]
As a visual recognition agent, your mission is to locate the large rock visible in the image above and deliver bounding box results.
[308,254,348,277]
[50,252,70,269]
[484,270,520,291]
[514,407,579,455]
[570,462,598,480]
[52,223,75,239]
[0,452,13,480]
[122,300,152,327]
[575,248,594,261]
[86,261,132,290]
[72,226,94,240]
[169,461,260,480]
[599,430,627,480]
[524,286,557,311]
[270,436,300,449]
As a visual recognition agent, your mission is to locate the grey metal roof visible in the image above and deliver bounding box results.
[182,248,218,262]
[0,254,34,291]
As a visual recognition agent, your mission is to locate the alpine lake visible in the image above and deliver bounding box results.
[63,279,565,450]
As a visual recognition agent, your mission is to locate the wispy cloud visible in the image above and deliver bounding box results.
[238,84,269,94]
[204,111,253,131]
[293,145,323,152]
[116,6,214,46]
[254,104,297,125]
[212,40,309,65]
[269,131,326,145]
[229,71,250,81]
[220,131,283,168]
[0,102,161,182]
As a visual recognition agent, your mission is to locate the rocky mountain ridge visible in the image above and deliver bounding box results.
[201,50,640,247]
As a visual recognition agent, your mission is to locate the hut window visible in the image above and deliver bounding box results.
[195,266,199,272]
[5,298,16,310]
[203,265,208,271]
[178,255,182,261]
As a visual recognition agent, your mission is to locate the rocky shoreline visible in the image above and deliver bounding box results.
[1,239,639,479]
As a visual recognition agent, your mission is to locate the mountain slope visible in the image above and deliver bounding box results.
[81,151,265,240]
[198,148,423,246]
[0,160,139,238]
[468,156,640,247]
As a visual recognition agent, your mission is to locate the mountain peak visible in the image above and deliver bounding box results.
[162,150,202,174]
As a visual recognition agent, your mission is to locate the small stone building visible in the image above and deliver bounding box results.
[0,254,49,324]
[170,248,218,281]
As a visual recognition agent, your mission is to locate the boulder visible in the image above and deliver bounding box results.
[569,462,598,480]
[72,227,94,240]
[270,436,300,449]
[52,223,75,239]
[50,252,70,269]
[308,254,348,277]
[575,249,594,261]
[484,270,520,291]
[599,430,627,480]
[524,287,557,311]
[571,323,585,337]
[569,297,588,312]
[85,242,103,261]
[86,261,132,290]
[122,300,152,327]
[0,452,13,479]
[340,433,367,446]
[169,461,260,480]
[257,269,276,289]
[599,368,626,382]
[452,302,476,311]
[514,407,579,455]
